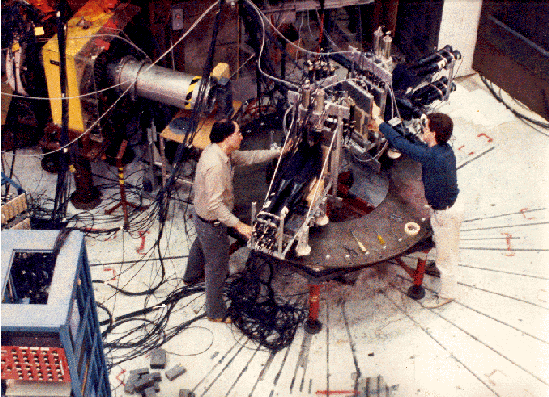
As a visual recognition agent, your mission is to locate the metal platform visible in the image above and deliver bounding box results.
[252,155,432,281]
[232,120,433,280]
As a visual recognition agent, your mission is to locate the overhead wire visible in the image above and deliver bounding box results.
[1,33,151,102]
[1,0,220,159]
[155,0,225,248]
[84,0,223,303]
[2,0,387,361]
[243,0,396,90]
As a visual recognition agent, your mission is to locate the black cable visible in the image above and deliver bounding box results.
[89,253,189,267]
[100,285,207,368]
[520,117,549,138]
[51,228,71,258]
[481,75,549,130]
[122,0,227,302]
[91,256,170,297]
[96,301,114,327]
[5,148,17,198]
[163,326,214,356]
[157,0,225,227]
[226,252,306,352]
[51,0,72,223]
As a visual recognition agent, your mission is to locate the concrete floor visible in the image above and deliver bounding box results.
[2,6,549,395]
[3,70,549,397]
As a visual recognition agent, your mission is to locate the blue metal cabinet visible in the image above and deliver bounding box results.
[1,230,111,397]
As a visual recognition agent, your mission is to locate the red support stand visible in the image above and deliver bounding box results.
[394,248,431,300]
[105,140,146,230]
[304,284,322,334]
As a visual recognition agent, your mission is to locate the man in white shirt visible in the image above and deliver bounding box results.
[183,120,280,322]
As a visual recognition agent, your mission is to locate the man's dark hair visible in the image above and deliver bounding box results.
[427,113,453,144]
[210,121,236,143]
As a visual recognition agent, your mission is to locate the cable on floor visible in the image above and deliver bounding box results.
[481,75,549,130]
[225,251,306,352]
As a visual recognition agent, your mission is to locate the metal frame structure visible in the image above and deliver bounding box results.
[1,230,111,397]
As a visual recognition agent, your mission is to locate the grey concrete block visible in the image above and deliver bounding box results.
[143,386,157,397]
[166,364,186,381]
[134,376,156,393]
[149,348,167,369]
[124,373,141,394]
[148,372,162,382]
[179,389,195,397]
[124,380,135,394]
[129,367,150,376]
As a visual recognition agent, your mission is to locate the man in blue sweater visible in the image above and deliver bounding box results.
[369,106,464,308]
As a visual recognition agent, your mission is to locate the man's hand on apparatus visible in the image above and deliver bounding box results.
[281,136,297,156]
[235,221,253,240]
[368,104,384,132]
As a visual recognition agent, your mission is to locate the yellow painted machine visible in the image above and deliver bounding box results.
[41,0,134,133]
[41,1,139,149]
[36,0,232,208]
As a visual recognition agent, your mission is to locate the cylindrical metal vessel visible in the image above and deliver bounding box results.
[109,56,209,109]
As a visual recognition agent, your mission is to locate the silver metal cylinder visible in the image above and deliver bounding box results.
[374,27,383,58]
[302,82,311,108]
[110,56,209,109]
[314,88,325,113]
[383,34,392,60]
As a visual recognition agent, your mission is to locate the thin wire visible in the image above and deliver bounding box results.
[243,0,367,91]
[418,290,549,386]
[381,288,501,396]
[163,326,214,356]
[245,0,299,90]
[263,103,297,202]
[481,76,549,130]
[1,1,219,158]
[1,33,151,101]
[303,111,338,222]
[230,53,256,80]
[463,207,546,223]
[458,264,549,281]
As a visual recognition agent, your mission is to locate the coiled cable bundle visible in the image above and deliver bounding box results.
[226,252,306,352]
